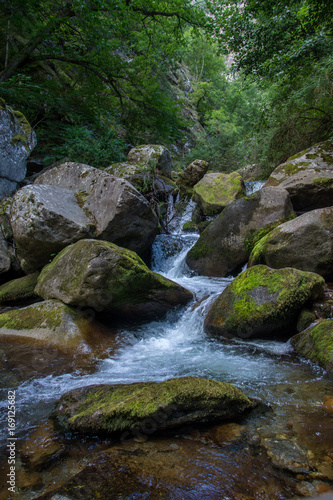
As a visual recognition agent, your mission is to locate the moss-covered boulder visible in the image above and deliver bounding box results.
[126,144,173,178]
[0,300,110,353]
[248,207,333,280]
[204,265,325,340]
[35,239,193,319]
[291,320,333,378]
[186,186,295,277]
[34,162,159,257]
[56,376,255,436]
[192,171,245,216]
[264,140,333,212]
[0,272,39,304]
[178,159,209,188]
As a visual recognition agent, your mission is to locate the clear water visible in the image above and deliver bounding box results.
[0,199,331,453]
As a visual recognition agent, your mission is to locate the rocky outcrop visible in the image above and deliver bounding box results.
[291,319,333,378]
[34,161,159,257]
[178,159,209,188]
[204,265,325,340]
[126,144,173,178]
[56,376,255,435]
[186,186,295,277]
[264,140,333,212]
[10,184,94,272]
[35,239,193,319]
[0,99,37,200]
[192,171,245,216]
[248,207,333,280]
[0,299,107,353]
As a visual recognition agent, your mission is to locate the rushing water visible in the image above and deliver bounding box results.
[0,190,332,497]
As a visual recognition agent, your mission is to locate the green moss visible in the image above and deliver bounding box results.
[312,177,333,186]
[292,320,333,368]
[10,134,28,147]
[281,162,308,175]
[0,273,39,304]
[12,110,32,137]
[187,239,212,261]
[182,221,197,232]
[0,302,68,331]
[0,98,6,110]
[248,231,272,264]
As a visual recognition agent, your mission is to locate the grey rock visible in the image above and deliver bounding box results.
[10,184,94,271]
[35,162,159,256]
[126,144,173,178]
[264,140,333,211]
[249,207,333,280]
[0,99,37,199]
[186,186,295,277]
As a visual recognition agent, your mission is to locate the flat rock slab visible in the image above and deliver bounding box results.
[56,376,255,436]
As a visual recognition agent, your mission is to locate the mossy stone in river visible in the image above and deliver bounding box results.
[56,376,255,435]
[204,265,325,340]
[35,239,193,319]
[291,320,333,378]
[192,171,245,216]
[0,272,39,304]
[0,300,97,352]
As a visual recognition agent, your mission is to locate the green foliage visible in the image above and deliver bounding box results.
[39,123,126,168]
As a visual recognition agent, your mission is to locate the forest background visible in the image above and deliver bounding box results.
[0,0,332,176]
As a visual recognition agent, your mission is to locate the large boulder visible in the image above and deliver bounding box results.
[126,144,173,178]
[248,207,333,280]
[204,265,325,340]
[34,161,159,256]
[178,159,209,188]
[35,239,193,319]
[186,186,295,277]
[291,319,333,378]
[56,376,255,435]
[0,300,110,353]
[10,184,94,272]
[264,140,333,212]
[192,171,245,216]
[0,99,37,200]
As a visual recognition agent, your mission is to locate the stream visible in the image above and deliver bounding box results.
[0,183,333,499]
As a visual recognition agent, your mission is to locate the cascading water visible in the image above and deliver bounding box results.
[0,197,332,474]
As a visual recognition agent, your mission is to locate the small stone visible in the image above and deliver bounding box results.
[323,398,333,415]
[170,444,180,450]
